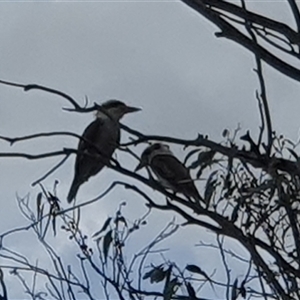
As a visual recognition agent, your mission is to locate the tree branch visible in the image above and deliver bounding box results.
[181,0,300,81]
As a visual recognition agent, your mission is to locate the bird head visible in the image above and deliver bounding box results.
[135,143,172,171]
[96,100,141,120]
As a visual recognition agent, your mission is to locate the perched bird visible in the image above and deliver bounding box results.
[135,143,204,204]
[67,100,140,203]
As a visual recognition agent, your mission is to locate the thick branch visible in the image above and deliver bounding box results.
[121,126,300,177]
[181,0,300,82]
[0,132,82,145]
[0,79,98,112]
[241,0,273,155]
[0,149,75,160]
[287,0,300,34]
[204,0,300,45]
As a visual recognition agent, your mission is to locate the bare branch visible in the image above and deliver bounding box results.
[181,0,300,81]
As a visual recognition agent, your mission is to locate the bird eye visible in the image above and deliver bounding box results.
[102,100,125,109]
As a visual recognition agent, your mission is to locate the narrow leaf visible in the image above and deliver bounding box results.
[287,148,298,160]
[222,128,229,138]
[231,204,240,223]
[186,282,196,299]
[184,148,201,165]
[92,217,112,238]
[103,230,113,263]
[231,278,238,300]
[240,285,246,298]
[75,207,80,233]
[52,214,57,236]
[204,170,218,204]
[163,266,172,297]
[39,203,45,234]
[240,279,246,298]
[204,179,217,204]
[186,264,211,281]
[163,278,178,300]
[196,165,205,179]
[36,192,42,220]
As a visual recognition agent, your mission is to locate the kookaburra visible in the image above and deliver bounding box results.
[67,100,140,203]
[135,143,204,204]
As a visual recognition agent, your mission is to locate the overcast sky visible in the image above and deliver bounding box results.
[0,1,299,298]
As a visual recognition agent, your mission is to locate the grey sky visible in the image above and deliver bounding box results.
[0,1,299,298]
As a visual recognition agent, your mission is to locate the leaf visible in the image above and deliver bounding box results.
[204,180,217,204]
[287,148,298,160]
[75,207,80,234]
[231,204,240,223]
[186,264,211,281]
[103,230,113,263]
[92,217,112,238]
[151,268,166,284]
[195,152,217,179]
[52,214,57,237]
[39,204,45,234]
[240,279,246,298]
[240,131,259,154]
[188,150,215,169]
[196,165,205,179]
[143,264,166,283]
[143,264,159,280]
[244,214,252,229]
[186,282,196,299]
[183,148,201,165]
[231,278,238,300]
[224,158,233,192]
[143,269,152,280]
[189,160,201,170]
[204,179,217,205]
[284,138,295,147]
[163,278,179,300]
[36,192,42,220]
[143,265,158,280]
[222,128,229,138]
[163,266,172,298]
[48,192,60,205]
[240,285,246,298]
[186,264,202,274]
[204,171,218,204]
[199,150,216,165]
[207,170,218,182]
[40,204,44,220]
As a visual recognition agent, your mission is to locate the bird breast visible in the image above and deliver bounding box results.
[98,119,120,156]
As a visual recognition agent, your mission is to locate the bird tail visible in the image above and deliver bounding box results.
[67,179,80,203]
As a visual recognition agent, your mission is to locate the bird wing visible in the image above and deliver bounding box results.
[68,118,120,202]
[151,154,189,183]
[150,154,201,200]
[77,118,120,158]
[74,119,105,182]
[74,118,119,181]
[77,118,104,155]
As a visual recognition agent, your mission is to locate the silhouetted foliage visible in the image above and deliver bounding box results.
[0,1,300,299]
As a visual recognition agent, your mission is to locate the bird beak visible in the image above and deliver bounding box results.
[125,106,142,114]
[135,160,146,172]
